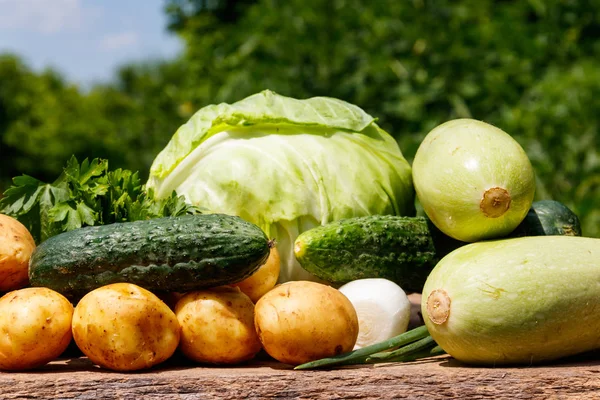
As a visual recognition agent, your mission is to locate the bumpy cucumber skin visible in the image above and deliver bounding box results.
[421,236,600,365]
[29,214,270,296]
[294,215,464,293]
[510,200,582,237]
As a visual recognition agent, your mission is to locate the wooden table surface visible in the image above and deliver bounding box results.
[2,352,600,400]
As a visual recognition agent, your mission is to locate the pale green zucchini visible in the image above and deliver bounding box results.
[412,119,536,242]
[421,235,600,365]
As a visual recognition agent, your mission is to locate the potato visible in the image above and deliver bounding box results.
[231,245,280,302]
[175,286,262,364]
[0,287,73,370]
[72,283,180,372]
[254,281,359,365]
[0,214,36,291]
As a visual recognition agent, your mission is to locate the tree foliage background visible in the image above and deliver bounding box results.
[1,0,599,236]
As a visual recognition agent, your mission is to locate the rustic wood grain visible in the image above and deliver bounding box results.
[2,353,600,400]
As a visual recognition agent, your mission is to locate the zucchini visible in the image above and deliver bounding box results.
[421,236,600,365]
[29,214,271,296]
[293,201,581,292]
[411,119,536,242]
[509,199,582,237]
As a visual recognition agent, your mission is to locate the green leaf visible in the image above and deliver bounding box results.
[0,175,46,215]
[39,182,71,242]
[80,158,108,186]
[0,175,72,242]
[148,90,377,179]
[49,201,98,232]
[50,202,72,222]
[61,156,107,187]
[74,202,97,227]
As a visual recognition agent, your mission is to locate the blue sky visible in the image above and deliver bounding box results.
[0,0,183,86]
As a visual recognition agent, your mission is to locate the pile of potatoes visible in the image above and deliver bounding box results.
[0,214,359,372]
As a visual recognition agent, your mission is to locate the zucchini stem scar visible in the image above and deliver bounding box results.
[427,289,451,325]
[481,187,511,218]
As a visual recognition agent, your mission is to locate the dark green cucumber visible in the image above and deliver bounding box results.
[294,201,581,292]
[29,214,270,296]
[509,200,582,237]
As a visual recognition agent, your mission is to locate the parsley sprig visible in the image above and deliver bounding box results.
[0,156,201,243]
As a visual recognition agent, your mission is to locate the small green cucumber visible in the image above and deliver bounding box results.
[294,215,464,293]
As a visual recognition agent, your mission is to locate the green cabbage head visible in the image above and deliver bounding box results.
[146,90,415,283]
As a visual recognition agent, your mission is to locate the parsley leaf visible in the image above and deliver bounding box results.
[0,156,200,243]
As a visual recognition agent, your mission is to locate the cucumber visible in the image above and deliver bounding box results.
[294,215,465,293]
[510,199,582,237]
[29,214,271,296]
[294,201,581,292]
[422,236,600,365]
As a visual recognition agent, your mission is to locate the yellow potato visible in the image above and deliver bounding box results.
[0,287,73,370]
[72,283,180,372]
[175,286,262,364]
[254,281,359,365]
[0,214,36,291]
[231,245,280,302]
